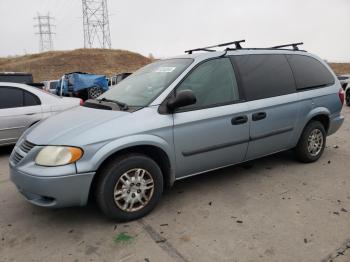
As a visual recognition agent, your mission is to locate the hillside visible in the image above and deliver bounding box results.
[0,49,152,82]
[0,49,349,82]
[329,63,350,75]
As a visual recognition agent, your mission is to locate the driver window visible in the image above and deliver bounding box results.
[176,58,239,110]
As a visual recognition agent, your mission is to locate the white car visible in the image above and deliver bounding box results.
[0,82,82,146]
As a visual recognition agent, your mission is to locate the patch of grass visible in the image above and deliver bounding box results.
[114,232,134,244]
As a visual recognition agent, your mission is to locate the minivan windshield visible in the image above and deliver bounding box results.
[98,58,193,107]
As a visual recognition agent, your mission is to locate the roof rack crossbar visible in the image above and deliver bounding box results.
[271,42,303,51]
[185,40,245,54]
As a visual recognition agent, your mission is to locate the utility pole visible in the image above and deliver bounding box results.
[82,0,112,49]
[34,13,55,52]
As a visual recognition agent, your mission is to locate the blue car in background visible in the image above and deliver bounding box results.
[57,72,109,100]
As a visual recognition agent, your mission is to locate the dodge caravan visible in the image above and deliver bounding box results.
[9,41,344,221]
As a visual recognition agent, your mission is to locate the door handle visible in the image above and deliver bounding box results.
[252,112,267,121]
[25,113,35,116]
[231,115,248,125]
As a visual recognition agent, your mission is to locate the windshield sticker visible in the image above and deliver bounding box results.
[155,67,176,73]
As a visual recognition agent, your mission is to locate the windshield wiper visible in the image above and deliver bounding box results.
[97,98,129,110]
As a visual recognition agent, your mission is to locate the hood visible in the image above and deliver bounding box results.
[27,106,129,145]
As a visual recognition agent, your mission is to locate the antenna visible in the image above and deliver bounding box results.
[82,0,112,49]
[34,13,55,52]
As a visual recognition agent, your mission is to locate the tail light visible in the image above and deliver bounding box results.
[339,88,345,105]
[79,99,84,106]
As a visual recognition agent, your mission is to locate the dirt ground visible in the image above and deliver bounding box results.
[1,107,350,262]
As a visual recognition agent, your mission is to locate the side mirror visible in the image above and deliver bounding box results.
[167,90,196,111]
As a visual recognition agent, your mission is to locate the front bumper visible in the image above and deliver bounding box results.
[10,166,95,208]
[328,115,345,136]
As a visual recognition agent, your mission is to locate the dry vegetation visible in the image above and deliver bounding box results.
[0,49,152,82]
[329,63,350,75]
[0,49,349,82]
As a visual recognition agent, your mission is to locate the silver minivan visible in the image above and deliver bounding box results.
[9,42,345,221]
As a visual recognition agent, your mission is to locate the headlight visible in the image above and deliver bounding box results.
[35,146,83,166]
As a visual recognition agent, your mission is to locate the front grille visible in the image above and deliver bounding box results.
[19,140,35,153]
[12,151,23,164]
[10,139,36,165]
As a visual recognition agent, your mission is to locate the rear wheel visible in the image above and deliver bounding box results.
[88,86,104,99]
[96,154,163,221]
[346,90,350,106]
[294,121,326,163]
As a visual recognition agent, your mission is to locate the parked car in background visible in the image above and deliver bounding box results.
[43,79,59,94]
[0,82,82,146]
[57,72,109,100]
[109,72,132,86]
[9,41,344,221]
[337,74,350,106]
[1,72,45,90]
[0,72,33,84]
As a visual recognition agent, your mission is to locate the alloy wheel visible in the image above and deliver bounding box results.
[307,129,324,157]
[113,168,154,212]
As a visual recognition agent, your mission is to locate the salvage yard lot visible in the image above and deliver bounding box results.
[0,107,350,262]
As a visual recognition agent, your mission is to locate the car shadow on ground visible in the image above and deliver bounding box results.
[21,150,298,225]
[169,150,296,192]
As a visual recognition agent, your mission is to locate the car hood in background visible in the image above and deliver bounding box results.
[26,106,129,145]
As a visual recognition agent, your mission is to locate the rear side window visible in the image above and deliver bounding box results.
[232,54,296,101]
[24,91,40,106]
[0,87,24,109]
[287,55,334,90]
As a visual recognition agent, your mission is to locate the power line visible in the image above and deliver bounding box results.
[81,0,112,49]
[34,13,55,52]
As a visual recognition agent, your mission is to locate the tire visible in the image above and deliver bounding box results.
[95,154,163,221]
[346,90,350,106]
[88,86,104,99]
[294,121,326,163]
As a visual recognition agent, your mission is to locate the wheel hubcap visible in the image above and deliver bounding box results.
[307,129,323,157]
[113,168,154,212]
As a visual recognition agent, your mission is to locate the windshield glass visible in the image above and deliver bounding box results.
[98,58,193,106]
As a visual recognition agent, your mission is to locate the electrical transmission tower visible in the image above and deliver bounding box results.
[34,13,55,52]
[82,0,112,49]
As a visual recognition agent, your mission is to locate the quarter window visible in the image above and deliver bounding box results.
[286,55,334,90]
[232,54,296,101]
[176,58,240,110]
[24,91,40,106]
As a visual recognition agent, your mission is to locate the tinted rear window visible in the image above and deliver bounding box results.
[286,55,334,90]
[232,54,296,101]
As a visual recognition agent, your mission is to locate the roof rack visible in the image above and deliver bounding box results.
[185,40,245,54]
[271,42,303,51]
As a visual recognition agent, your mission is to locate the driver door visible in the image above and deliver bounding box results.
[172,58,250,178]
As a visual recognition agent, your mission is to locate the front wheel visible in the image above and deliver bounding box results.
[96,154,163,221]
[294,121,326,163]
